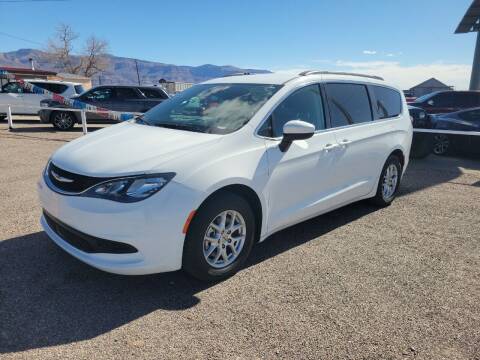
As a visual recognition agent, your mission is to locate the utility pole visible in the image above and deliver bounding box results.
[456,0,480,90]
[135,59,141,86]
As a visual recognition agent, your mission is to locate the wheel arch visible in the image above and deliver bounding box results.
[49,110,80,124]
[194,183,264,243]
[390,148,405,169]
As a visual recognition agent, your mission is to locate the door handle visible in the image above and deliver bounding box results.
[339,139,352,146]
[323,143,339,152]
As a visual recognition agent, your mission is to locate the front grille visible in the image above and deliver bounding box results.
[43,210,138,254]
[47,162,113,194]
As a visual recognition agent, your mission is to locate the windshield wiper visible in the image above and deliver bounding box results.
[154,122,205,133]
[135,116,151,125]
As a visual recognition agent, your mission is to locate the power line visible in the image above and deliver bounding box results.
[0,31,43,45]
[0,0,71,2]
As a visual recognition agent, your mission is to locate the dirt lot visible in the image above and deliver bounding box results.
[1,119,479,360]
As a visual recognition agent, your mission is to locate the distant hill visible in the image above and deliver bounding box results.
[0,48,270,85]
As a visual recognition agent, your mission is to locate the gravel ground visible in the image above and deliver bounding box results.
[0,119,479,360]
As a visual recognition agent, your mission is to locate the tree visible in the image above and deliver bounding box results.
[82,36,109,77]
[47,23,109,78]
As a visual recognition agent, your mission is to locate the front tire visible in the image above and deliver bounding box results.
[51,111,75,131]
[370,155,402,207]
[183,192,256,282]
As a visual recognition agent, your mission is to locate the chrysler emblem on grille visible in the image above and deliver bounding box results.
[51,170,74,183]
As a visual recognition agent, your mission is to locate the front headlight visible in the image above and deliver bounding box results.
[83,173,175,203]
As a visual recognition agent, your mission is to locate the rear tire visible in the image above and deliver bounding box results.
[51,111,75,131]
[183,192,256,282]
[370,155,402,207]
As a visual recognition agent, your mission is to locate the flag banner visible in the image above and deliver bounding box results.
[0,70,135,121]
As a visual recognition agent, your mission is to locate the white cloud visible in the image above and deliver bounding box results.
[334,60,470,90]
[363,50,377,55]
[272,60,470,90]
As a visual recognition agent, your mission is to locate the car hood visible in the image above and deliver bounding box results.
[51,121,223,177]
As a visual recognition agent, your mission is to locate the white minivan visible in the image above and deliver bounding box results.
[38,71,412,281]
[0,79,84,119]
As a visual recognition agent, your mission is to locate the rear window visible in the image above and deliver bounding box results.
[325,83,373,127]
[372,85,402,119]
[74,85,85,95]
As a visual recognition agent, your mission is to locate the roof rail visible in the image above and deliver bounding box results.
[299,70,384,81]
[223,72,252,77]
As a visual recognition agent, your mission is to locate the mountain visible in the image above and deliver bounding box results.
[0,48,270,85]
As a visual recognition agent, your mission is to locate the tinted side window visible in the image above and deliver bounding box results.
[35,83,68,94]
[430,93,453,107]
[84,88,114,101]
[326,83,373,127]
[51,84,68,94]
[457,92,480,108]
[116,87,141,100]
[268,84,325,138]
[459,109,480,122]
[3,82,25,93]
[140,88,168,99]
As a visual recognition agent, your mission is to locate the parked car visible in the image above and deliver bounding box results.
[408,105,434,158]
[430,107,480,156]
[0,79,84,120]
[38,71,412,281]
[38,85,170,130]
[409,90,480,114]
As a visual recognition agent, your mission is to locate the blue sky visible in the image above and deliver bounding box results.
[0,0,475,88]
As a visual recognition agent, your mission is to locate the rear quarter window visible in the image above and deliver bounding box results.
[372,85,402,119]
[74,85,85,94]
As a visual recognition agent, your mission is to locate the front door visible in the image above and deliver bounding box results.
[80,87,115,120]
[1,82,30,114]
[264,84,340,233]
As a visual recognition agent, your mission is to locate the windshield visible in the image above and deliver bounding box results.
[413,92,437,103]
[138,83,281,134]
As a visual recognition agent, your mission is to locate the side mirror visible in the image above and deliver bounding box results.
[279,120,315,152]
[427,99,434,106]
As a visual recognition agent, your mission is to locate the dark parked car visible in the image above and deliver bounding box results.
[408,105,434,158]
[430,108,480,156]
[409,90,480,114]
[39,85,169,130]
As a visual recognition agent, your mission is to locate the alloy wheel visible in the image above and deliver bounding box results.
[433,134,449,155]
[202,210,246,269]
[53,112,74,130]
[382,164,398,200]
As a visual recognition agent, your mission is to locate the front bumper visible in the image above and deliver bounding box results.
[38,175,203,275]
